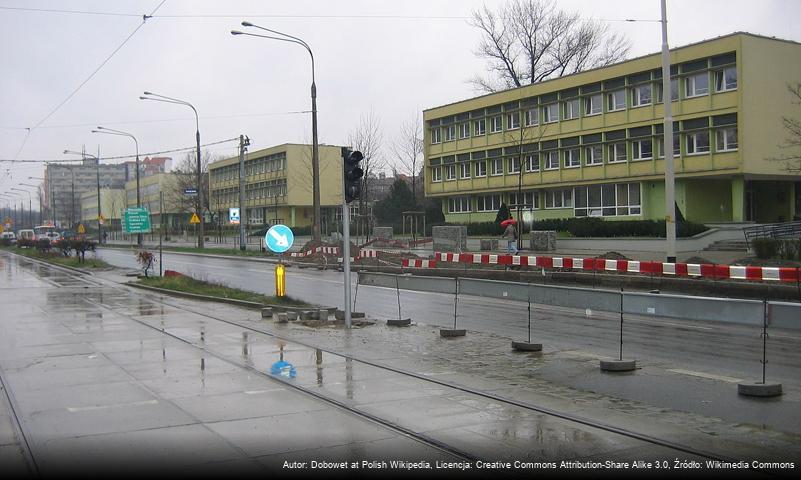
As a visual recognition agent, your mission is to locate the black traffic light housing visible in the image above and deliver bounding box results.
[342,147,364,203]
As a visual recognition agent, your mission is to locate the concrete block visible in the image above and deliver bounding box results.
[387,318,411,327]
[334,310,366,321]
[738,381,783,397]
[600,359,637,372]
[276,313,288,323]
[261,307,273,319]
[511,341,542,352]
[440,328,466,337]
[433,226,467,252]
[300,311,315,321]
[286,312,298,322]
[373,227,393,240]
[480,238,499,251]
[530,230,556,252]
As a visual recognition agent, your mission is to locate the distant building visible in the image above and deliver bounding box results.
[45,159,128,228]
[208,143,344,230]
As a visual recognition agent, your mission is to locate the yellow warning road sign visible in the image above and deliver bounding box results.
[189,213,201,224]
[77,223,86,234]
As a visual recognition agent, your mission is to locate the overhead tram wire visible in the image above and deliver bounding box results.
[10,1,167,160]
[0,136,240,164]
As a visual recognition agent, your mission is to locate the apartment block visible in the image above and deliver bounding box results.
[424,33,801,226]
[208,143,344,229]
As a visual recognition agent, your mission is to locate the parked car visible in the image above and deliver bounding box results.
[17,229,35,241]
[0,231,16,244]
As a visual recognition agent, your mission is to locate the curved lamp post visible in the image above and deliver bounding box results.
[92,126,141,246]
[20,183,43,225]
[231,22,321,242]
[140,91,204,249]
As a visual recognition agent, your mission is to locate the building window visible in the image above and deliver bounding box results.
[509,191,538,209]
[474,119,486,136]
[448,196,471,213]
[444,164,456,180]
[685,72,709,97]
[657,78,680,102]
[544,189,573,209]
[563,99,580,120]
[716,127,738,152]
[524,108,539,126]
[658,134,681,157]
[574,183,641,217]
[585,94,602,115]
[508,156,521,174]
[459,123,470,139]
[431,167,441,182]
[475,161,487,177]
[607,89,626,111]
[543,103,559,123]
[431,128,441,144]
[444,125,456,141]
[631,138,653,160]
[459,162,471,179]
[524,153,539,172]
[563,148,580,168]
[631,84,652,107]
[686,131,710,154]
[543,151,559,170]
[585,145,603,165]
[715,66,737,92]
[608,142,627,163]
[476,194,501,212]
[490,115,503,133]
[490,158,504,176]
[507,112,520,130]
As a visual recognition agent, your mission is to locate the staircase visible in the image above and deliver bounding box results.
[703,239,749,252]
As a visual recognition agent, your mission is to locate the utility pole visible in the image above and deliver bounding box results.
[96,146,103,243]
[661,0,677,263]
[238,135,250,251]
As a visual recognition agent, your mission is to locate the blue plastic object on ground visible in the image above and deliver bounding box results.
[270,360,297,378]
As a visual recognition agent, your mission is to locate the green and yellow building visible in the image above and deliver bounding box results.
[424,32,801,226]
[208,143,344,228]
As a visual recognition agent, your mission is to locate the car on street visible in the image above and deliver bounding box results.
[0,231,16,244]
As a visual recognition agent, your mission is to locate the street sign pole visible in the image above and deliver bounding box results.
[342,196,352,329]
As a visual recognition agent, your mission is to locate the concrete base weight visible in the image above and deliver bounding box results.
[738,381,783,397]
[511,341,542,352]
[600,359,637,372]
[387,318,411,327]
[440,329,466,337]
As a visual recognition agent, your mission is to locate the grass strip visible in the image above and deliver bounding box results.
[137,274,310,306]
[1,246,112,269]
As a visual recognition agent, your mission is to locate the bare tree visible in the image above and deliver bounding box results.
[168,150,216,223]
[348,110,385,237]
[774,82,801,172]
[470,0,631,93]
[391,113,424,207]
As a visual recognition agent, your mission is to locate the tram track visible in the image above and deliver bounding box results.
[0,252,772,471]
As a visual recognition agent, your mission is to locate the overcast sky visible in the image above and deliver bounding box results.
[1,0,800,209]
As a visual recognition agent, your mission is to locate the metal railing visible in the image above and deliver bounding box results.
[743,221,801,248]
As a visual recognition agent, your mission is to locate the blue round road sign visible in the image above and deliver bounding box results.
[265,224,294,253]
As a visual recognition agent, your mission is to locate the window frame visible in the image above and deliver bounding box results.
[544,189,573,209]
[608,142,627,163]
[431,166,442,182]
[585,145,603,165]
[715,127,738,152]
[714,66,737,93]
[563,98,580,120]
[474,161,487,178]
[607,89,626,112]
[506,112,520,130]
[686,130,711,155]
[476,194,501,212]
[542,103,559,124]
[524,153,539,172]
[459,123,470,139]
[430,128,441,144]
[685,72,709,98]
[490,158,504,176]
[444,164,456,181]
[563,148,581,168]
[631,138,653,161]
[490,115,503,133]
[459,162,471,179]
[585,94,602,116]
[524,108,539,126]
[448,196,471,213]
[474,118,486,136]
[543,150,559,170]
[508,156,521,174]
[631,84,653,108]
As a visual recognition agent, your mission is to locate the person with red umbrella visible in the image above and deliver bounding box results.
[501,217,518,255]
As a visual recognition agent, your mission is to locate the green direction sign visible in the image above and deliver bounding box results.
[123,207,152,234]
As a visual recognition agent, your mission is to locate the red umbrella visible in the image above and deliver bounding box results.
[500,218,517,227]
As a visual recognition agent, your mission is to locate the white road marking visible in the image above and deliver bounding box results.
[243,388,285,395]
[67,399,158,412]
[667,369,742,383]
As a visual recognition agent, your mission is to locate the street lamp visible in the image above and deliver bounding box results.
[20,183,43,225]
[232,22,322,242]
[93,126,141,246]
[140,91,205,249]
[2,192,21,229]
[64,150,103,243]
[10,187,32,229]
[28,176,53,227]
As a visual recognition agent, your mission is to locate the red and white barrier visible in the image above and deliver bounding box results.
[402,258,437,269]
[417,251,801,283]
[289,246,341,258]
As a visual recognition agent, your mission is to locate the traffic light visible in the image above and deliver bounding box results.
[342,147,364,203]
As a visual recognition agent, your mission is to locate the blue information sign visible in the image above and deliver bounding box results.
[265,224,294,253]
